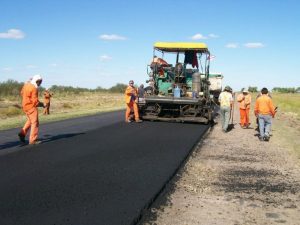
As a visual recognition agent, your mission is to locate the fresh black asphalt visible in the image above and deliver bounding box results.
[0,111,209,225]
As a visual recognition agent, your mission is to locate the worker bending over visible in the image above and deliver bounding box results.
[18,75,44,144]
[125,80,142,123]
[237,88,251,128]
[254,87,276,141]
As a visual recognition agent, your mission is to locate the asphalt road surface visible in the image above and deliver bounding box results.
[0,111,209,225]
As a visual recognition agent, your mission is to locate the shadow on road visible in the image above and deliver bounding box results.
[0,132,85,150]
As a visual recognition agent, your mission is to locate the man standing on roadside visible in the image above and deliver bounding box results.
[43,88,53,115]
[218,86,233,132]
[237,88,252,128]
[254,87,276,141]
[124,80,142,123]
[18,75,44,145]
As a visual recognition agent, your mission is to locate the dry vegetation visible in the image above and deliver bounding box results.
[0,92,124,130]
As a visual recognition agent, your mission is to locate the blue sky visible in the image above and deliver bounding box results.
[0,0,299,91]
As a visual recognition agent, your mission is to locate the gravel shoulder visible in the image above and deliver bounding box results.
[140,104,300,225]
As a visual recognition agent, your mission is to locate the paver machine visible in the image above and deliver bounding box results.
[138,42,214,124]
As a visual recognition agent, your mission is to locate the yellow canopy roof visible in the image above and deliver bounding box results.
[154,42,208,52]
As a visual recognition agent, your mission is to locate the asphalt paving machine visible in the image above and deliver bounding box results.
[138,42,214,124]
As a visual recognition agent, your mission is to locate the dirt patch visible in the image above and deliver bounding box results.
[140,104,300,225]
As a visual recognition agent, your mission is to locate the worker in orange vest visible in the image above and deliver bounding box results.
[254,88,276,141]
[43,89,53,115]
[254,87,276,141]
[18,75,44,144]
[237,88,252,128]
[125,80,142,123]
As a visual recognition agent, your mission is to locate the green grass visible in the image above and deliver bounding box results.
[0,106,23,118]
[271,93,300,161]
[272,93,300,119]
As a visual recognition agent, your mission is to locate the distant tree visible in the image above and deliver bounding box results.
[272,87,296,93]
[109,83,127,93]
[248,86,258,93]
[49,85,91,94]
[95,86,107,92]
[0,79,24,97]
[0,79,129,98]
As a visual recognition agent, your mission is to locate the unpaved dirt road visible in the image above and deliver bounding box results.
[141,105,300,225]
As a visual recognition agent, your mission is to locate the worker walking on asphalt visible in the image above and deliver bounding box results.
[18,75,44,144]
[43,88,53,115]
[218,86,233,132]
[237,88,252,128]
[125,80,142,123]
[254,87,276,141]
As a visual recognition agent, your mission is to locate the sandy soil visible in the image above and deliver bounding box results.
[140,104,300,225]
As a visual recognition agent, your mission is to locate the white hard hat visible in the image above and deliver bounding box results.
[32,74,43,82]
[243,88,249,93]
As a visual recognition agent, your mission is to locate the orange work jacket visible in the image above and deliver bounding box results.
[43,91,52,104]
[125,86,138,104]
[237,93,251,109]
[20,82,39,112]
[254,94,276,116]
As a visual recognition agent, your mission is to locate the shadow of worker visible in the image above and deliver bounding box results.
[0,132,85,151]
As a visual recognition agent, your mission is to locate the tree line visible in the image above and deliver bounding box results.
[246,86,300,93]
[0,79,128,97]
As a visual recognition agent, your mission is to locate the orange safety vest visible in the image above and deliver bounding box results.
[254,95,275,116]
[237,93,251,109]
[124,86,138,104]
[43,91,52,104]
[20,82,39,113]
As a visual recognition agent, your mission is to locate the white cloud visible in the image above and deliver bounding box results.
[190,33,219,40]
[225,43,239,48]
[2,67,13,72]
[208,33,219,38]
[244,42,265,48]
[0,29,25,39]
[26,65,37,69]
[50,63,58,67]
[99,34,127,41]
[100,55,113,62]
[190,33,207,40]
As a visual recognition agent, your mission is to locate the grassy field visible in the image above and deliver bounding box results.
[272,93,300,119]
[272,93,300,160]
[0,92,124,130]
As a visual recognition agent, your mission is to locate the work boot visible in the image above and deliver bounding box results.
[30,140,42,145]
[263,135,270,142]
[18,132,26,143]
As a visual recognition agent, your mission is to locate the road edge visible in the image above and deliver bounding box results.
[133,123,214,225]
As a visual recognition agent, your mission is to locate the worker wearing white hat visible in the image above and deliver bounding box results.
[237,87,252,128]
[18,74,44,144]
